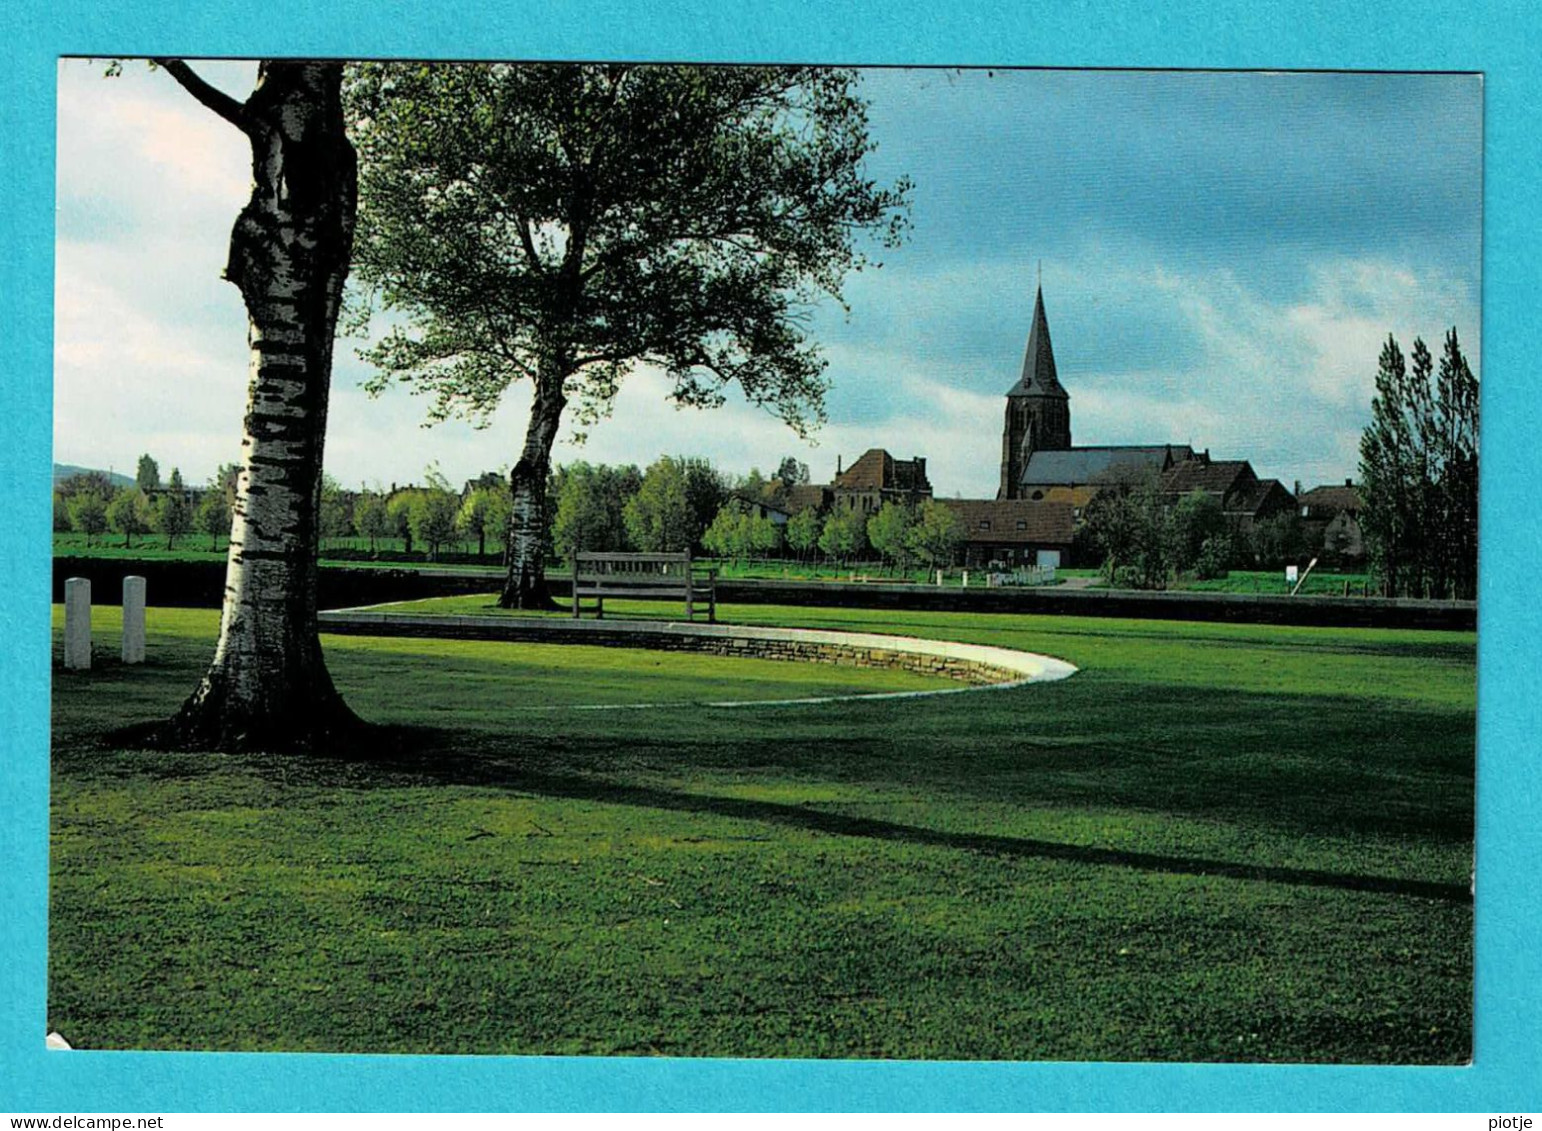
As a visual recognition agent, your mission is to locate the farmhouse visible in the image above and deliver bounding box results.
[1299,479,1366,563]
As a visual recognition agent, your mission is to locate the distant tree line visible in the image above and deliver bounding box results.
[54,456,235,551]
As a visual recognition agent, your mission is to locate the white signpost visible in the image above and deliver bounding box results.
[1290,557,1320,597]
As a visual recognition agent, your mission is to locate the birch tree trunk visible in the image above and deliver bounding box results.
[499,372,567,609]
[163,61,362,750]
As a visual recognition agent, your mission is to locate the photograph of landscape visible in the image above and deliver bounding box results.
[47,60,1479,1063]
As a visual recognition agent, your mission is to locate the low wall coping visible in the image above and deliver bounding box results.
[318,609,1079,685]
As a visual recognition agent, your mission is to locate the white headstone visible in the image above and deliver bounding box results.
[122,575,146,664]
[64,578,91,670]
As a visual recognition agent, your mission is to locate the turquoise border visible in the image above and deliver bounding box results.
[3,0,1537,1112]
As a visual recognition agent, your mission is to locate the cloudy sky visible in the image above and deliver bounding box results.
[54,61,1481,498]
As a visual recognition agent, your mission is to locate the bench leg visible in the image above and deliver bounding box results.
[596,595,603,620]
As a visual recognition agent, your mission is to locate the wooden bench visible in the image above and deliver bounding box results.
[571,551,717,622]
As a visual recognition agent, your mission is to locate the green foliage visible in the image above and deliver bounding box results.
[623,456,724,553]
[1079,475,1172,589]
[1166,489,1226,573]
[551,462,641,559]
[702,499,748,561]
[318,475,355,542]
[457,484,514,559]
[57,470,118,500]
[66,492,110,546]
[153,468,193,550]
[193,484,231,551]
[346,62,910,433]
[1194,535,1233,581]
[1359,330,1479,599]
[352,491,391,553]
[904,499,965,570]
[1249,511,1309,570]
[817,505,869,563]
[785,506,823,560]
[135,453,160,494]
[104,488,152,548]
[385,493,416,555]
[776,457,810,490]
[703,499,782,563]
[407,488,461,561]
[865,501,915,571]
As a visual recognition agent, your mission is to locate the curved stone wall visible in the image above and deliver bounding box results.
[317,610,1078,690]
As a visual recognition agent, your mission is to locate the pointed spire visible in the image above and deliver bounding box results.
[1007,284,1067,399]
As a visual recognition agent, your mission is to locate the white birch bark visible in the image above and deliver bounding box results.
[166,61,361,749]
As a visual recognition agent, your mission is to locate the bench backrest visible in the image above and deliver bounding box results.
[574,551,699,586]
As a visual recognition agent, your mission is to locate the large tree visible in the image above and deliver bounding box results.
[345,63,910,607]
[146,60,362,749]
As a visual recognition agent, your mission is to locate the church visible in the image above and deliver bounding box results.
[798,284,1297,569]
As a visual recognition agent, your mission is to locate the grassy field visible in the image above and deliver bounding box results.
[49,599,1474,1061]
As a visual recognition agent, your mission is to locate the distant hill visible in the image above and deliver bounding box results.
[53,463,135,488]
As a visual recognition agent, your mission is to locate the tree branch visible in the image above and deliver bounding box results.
[514,213,546,275]
[156,59,252,133]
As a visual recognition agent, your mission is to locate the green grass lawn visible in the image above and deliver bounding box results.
[49,600,1474,1061]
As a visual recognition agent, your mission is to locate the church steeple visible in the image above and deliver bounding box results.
[999,283,1072,499]
[1006,286,1067,400]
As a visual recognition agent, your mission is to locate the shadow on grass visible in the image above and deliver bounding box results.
[335,724,1472,907]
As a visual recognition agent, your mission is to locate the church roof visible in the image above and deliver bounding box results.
[1007,286,1068,399]
[1019,445,1189,487]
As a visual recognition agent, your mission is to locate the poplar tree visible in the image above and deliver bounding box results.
[1359,329,1479,599]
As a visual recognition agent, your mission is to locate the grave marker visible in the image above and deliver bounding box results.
[64,578,91,670]
[122,575,146,664]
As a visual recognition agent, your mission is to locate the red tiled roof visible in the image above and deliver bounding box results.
[938,499,1077,545]
[835,449,893,490]
[834,449,930,493]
